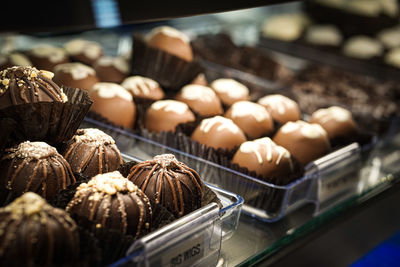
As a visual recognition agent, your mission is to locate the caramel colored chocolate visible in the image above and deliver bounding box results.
[0,66,67,109]
[28,45,70,72]
[210,78,250,106]
[191,116,247,150]
[63,39,103,66]
[257,94,301,124]
[0,193,79,266]
[93,56,129,83]
[66,171,152,237]
[225,101,274,139]
[127,154,203,217]
[122,75,165,100]
[0,141,76,200]
[54,62,99,91]
[62,128,123,177]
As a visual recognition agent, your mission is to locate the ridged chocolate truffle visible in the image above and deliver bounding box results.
[225,101,274,139]
[0,141,76,200]
[176,84,223,117]
[0,66,67,109]
[232,137,294,180]
[89,82,136,128]
[62,128,123,177]
[147,26,193,62]
[63,39,103,66]
[28,45,69,72]
[66,171,152,237]
[309,106,359,140]
[122,75,165,100]
[210,78,250,106]
[127,154,203,217]
[0,53,32,70]
[257,94,301,124]
[54,62,99,91]
[273,121,331,166]
[93,56,130,83]
[0,193,79,267]
[145,100,195,132]
[191,116,247,150]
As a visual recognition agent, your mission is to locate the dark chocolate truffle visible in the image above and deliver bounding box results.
[0,192,79,267]
[63,39,103,66]
[0,141,76,200]
[273,120,331,166]
[210,78,250,106]
[93,56,130,83]
[28,45,69,72]
[225,101,274,139]
[146,26,193,62]
[257,94,301,124]
[0,52,32,70]
[53,62,99,91]
[175,84,223,117]
[122,75,165,100]
[89,82,136,128]
[62,128,123,177]
[145,100,195,133]
[66,171,152,237]
[0,66,67,109]
[191,116,247,150]
[127,154,203,217]
[309,106,359,140]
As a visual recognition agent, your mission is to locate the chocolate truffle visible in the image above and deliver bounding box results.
[232,137,294,180]
[54,62,99,91]
[191,116,247,150]
[0,52,32,70]
[273,120,331,166]
[342,36,383,59]
[191,73,208,86]
[225,101,274,139]
[28,45,69,72]
[62,128,123,177]
[175,84,223,117]
[66,171,152,237]
[0,193,79,267]
[122,75,165,100]
[257,94,301,124]
[210,78,250,106]
[145,100,195,132]
[127,154,203,217]
[0,66,67,109]
[146,26,193,62]
[89,82,136,128]
[305,25,343,46]
[261,13,310,41]
[93,56,130,83]
[0,141,76,200]
[63,39,103,66]
[309,106,358,140]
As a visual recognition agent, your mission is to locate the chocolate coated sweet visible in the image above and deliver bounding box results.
[63,39,103,66]
[28,45,69,72]
[54,62,99,91]
[93,56,130,83]
[127,154,203,217]
[122,75,165,100]
[0,53,32,70]
[257,94,301,124]
[210,78,250,106]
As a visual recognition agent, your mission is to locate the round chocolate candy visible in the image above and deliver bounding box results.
[28,45,69,72]
[53,62,99,91]
[122,75,165,100]
[257,94,301,124]
[0,52,32,70]
[63,39,103,66]
[93,56,130,83]
[210,78,250,106]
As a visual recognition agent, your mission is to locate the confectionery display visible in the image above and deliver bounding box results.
[121,75,165,100]
[175,84,223,117]
[210,78,250,106]
[145,100,195,132]
[0,52,32,70]
[27,45,69,71]
[89,82,136,128]
[127,154,203,217]
[257,94,301,125]
[191,116,247,150]
[93,56,130,83]
[224,101,274,139]
[0,193,80,266]
[0,141,75,200]
[304,24,343,46]
[62,128,123,177]
[53,62,99,91]
[63,39,103,66]
[342,35,383,59]
[261,13,310,41]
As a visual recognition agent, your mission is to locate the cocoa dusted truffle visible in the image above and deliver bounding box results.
[63,39,103,66]
[89,82,136,128]
[232,137,294,180]
[225,101,274,139]
[93,56,130,83]
[122,75,165,100]
[309,106,358,140]
[176,84,223,117]
[0,141,76,200]
[210,78,250,106]
[273,121,331,166]
[28,45,69,72]
[146,26,193,62]
[0,66,67,109]
[66,171,152,237]
[145,100,195,133]
[62,128,123,177]
[191,116,247,150]
[0,193,80,267]
[54,62,99,91]
[257,94,301,124]
[127,154,203,217]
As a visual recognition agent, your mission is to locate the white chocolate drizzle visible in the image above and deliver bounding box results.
[199,116,240,134]
[147,26,190,44]
[54,63,95,80]
[151,100,190,115]
[281,120,328,139]
[122,76,160,96]
[210,78,249,99]
[9,53,32,67]
[239,141,263,164]
[312,106,352,124]
[230,101,271,122]
[92,82,132,101]
[31,45,67,63]
[64,39,102,59]
[179,84,217,102]
[97,56,129,74]
[258,94,297,115]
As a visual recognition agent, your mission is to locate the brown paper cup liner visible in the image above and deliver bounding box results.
[131,35,204,90]
[0,118,17,155]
